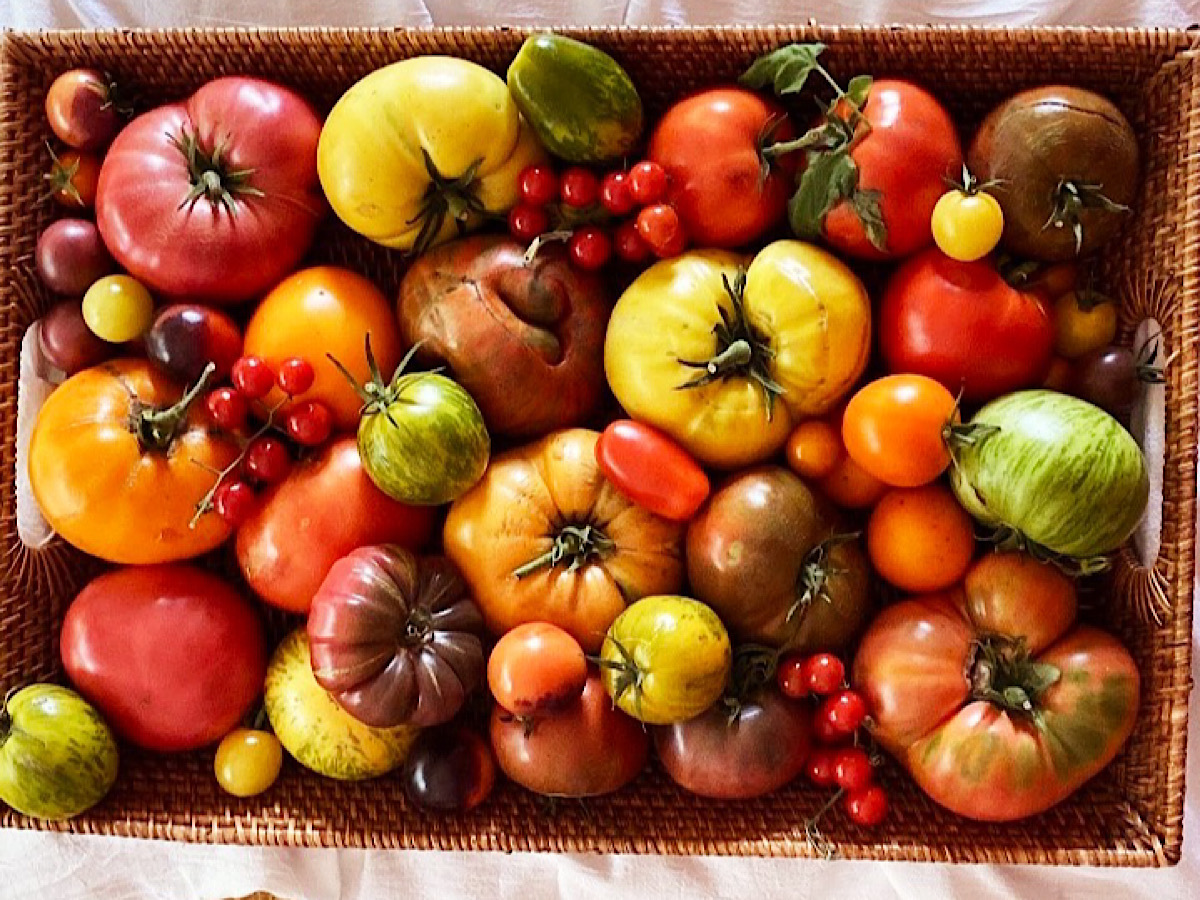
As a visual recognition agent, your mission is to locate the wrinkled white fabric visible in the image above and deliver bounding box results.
[3,2,1199,899]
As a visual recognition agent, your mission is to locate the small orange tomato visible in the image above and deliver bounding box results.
[816,453,887,509]
[243,266,402,431]
[46,148,101,208]
[28,359,239,564]
[867,485,975,593]
[786,420,843,480]
[843,375,957,488]
[488,623,588,717]
[1041,356,1073,392]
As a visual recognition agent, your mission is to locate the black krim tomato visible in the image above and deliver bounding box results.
[35,218,115,296]
[402,724,497,813]
[1070,343,1164,425]
[144,304,244,383]
[968,86,1138,261]
[653,681,812,800]
[38,300,114,375]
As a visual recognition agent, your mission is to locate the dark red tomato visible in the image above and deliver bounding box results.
[96,77,324,304]
[145,304,244,383]
[60,564,267,752]
[880,248,1055,402]
[35,218,115,296]
[490,669,649,797]
[38,300,113,375]
[821,81,963,260]
[648,87,798,248]
[45,68,123,151]
[596,419,710,522]
[236,436,435,614]
[402,725,497,813]
[653,685,812,799]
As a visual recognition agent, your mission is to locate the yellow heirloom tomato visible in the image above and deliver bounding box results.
[317,56,546,253]
[604,241,872,469]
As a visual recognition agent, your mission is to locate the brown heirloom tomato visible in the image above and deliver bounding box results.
[308,546,486,728]
[853,552,1140,822]
[397,235,610,438]
[687,466,870,654]
[443,428,685,653]
[29,359,238,564]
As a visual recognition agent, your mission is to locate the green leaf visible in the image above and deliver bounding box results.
[788,149,857,240]
[740,42,827,96]
[844,74,873,110]
[849,187,888,252]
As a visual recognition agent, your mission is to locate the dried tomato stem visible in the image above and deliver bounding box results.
[137,362,216,452]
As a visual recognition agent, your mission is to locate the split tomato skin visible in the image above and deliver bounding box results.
[595,419,710,522]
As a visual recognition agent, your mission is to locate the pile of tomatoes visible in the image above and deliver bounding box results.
[7,36,1152,841]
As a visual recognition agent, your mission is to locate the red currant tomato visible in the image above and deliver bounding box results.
[813,714,847,746]
[805,747,839,787]
[776,654,808,699]
[599,171,636,216]
[803,653,846,696]
[820,689,869,736]
[285,400,333,447]
[276,357,315,396]
[244,437,292,484]
[636,204,687,258]
[560,167,600,209]
[205,387,249,431]
[508,204,550,242]
[833,746,874,792]
[214,480,257,527]
[232,356,275,400]
[613,220,651,264]
[519,165,559,208]
[568,227,612,271]
[628,161,668,205]
[844,784,889,827]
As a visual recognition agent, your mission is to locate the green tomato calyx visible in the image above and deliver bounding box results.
[1043,179,1130,255]
[786,532,861,635]
[512,524,615,578]
[133,361,216,452]
[406,150,487,258]
[170,130,265,215]
[329,336,443,426]
[968,635,1061,722]
[595,634,647,721]
[676,269,786,419]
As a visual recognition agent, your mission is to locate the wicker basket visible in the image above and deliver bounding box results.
[0,25,1196,866]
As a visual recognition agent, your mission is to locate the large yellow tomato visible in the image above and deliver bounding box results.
[604,242,872,468]
[317,56,546,252]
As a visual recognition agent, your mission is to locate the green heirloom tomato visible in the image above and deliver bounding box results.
[0,684,118,820]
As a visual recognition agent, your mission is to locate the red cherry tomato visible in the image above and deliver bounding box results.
[844,784,889,827]
[519,164,559,207]
[214,480,257,527]
[508,204,550,242]
[802,653,846,696]
[636,204,687,258]
[776,653,809,699]
[628,161,668,205]
[820,689,869,735]
[276,357,315,395]
[833,746,874,792]
[285,400,333,447]
[613,220,651,264]
[568,227,612,271]
[600,171,636,216]
[813,714,847,745]
[560,167,600,208]
[232,356,275,400]
[805,747,839,787]
[205,387,249,431]
[595,419,710,522]
[244,437,292,484]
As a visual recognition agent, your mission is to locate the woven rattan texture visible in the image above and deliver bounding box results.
[0,26,1196,865]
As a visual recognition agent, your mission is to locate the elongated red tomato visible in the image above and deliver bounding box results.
[596,420,710,522]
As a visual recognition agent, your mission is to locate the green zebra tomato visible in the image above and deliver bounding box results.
[0,684,118,820]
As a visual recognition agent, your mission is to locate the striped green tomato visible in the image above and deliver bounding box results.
[950,390,1148,559]
[0,684,118,820]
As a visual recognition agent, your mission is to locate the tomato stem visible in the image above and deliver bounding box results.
[136,362,216,452]
[406,150,487,258]
[170,130,265,215]
[967,635,1061,719]
[1043,179,1130,255]
[512,524,616,578]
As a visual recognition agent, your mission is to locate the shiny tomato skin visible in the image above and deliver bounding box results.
[490,670,649,797]
[822,81,963,260]
[487,622,588,717]
[61,565,267,752]
[880,249,1054,402]
[648,88,798,248]
[96,77,324,304]
[236,436,435,614]
[596,419,710,522]
[842,374,957,488]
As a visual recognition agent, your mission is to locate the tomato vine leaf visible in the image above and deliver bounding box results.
[739,42,827,95]
[788,149,857,240]
[849,187,888,252]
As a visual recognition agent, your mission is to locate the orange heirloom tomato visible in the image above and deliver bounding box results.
[853,552,1140,822]
[443,428,686,653]
[29,359,239,564]
[842,374,958,488]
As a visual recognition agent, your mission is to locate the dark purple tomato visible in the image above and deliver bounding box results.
[652,685,812,799]
[39,300,114,375]
[35,219,115,296]
[45,68,123,151]
[402,724,497,813]
[1070,345,1143,424]
[144,304,243,383]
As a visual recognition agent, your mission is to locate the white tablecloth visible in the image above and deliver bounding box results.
[4,2,1199,898]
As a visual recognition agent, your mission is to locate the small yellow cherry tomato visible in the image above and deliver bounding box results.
[214,728,284,798]
[1052,291,1119,359]
[82,274,154,343]
[931,189,1004,262]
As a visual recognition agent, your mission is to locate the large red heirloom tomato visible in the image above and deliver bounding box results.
[96,77,324,304]
[853,552,1139,822]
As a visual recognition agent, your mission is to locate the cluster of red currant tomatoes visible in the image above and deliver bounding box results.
[507,160,687,270]
[202,356,333,528]
[777,651,889,828]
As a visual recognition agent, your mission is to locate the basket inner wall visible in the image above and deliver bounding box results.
[0,27,1194,864]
